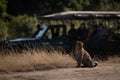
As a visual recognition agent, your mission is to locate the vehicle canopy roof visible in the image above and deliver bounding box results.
[40,11,120,20]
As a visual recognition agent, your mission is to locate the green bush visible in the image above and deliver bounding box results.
[8,14,38,39]
[0,20,8,40]
[0,0,7,19]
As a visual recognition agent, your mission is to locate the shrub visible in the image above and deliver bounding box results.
[0,20,8,40]
[8,14,38,39]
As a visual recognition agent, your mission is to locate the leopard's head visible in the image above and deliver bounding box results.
[75,41,83,49]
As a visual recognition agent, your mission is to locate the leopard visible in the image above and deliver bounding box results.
[74,41,98,68]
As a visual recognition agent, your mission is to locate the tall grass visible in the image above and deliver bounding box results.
[0,50,76,72]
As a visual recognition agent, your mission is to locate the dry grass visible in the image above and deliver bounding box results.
[0,50,76,72]
[107,56,120,63]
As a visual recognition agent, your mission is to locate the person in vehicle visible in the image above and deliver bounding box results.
[90,23,108,41]
[107,28,115,40]
[76,23,89,42]
[90,24,98,38]
[68,23,77,52]
[68,23,77,40]
[112,26,120,41]
[32,24,42,38]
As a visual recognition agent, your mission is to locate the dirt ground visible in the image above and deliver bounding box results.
[0,62,120,80]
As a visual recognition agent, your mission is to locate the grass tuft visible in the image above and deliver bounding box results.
[0,50,76,72]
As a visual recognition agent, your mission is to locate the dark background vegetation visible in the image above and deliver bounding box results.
[0,0,120,40]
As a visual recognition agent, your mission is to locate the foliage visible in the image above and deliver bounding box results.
[0,0,7,19]
[7,0,120,16]
[8,15,38,39]
[86,0,120,11]
[0,20,8,40]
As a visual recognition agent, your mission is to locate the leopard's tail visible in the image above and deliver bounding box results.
[94,61,98,67]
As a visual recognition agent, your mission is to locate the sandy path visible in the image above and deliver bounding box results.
[0,62,120,80]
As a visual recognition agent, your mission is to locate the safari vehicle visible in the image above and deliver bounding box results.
[41,11,120,58]
[0,11,120,59]
[0,24,68,52]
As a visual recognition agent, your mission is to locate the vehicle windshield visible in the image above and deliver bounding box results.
[34,25,48,38]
